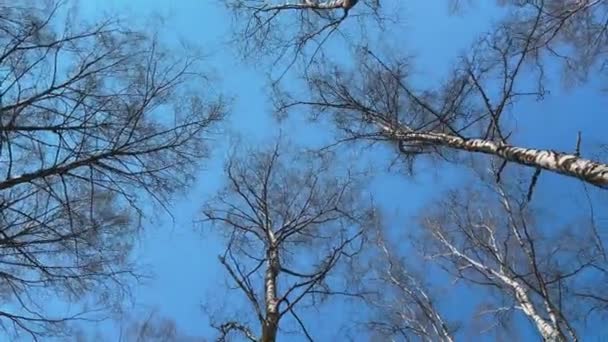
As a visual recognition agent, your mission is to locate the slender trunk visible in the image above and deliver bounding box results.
[500,191,576,341]
[504,277,564,342]
[261,245,280,342]
[264,1,343,11]
[480,262,564,341]
[381,241,453,342]
[419,289,453,342]
[435,232,565,341]
[376,119,608,188]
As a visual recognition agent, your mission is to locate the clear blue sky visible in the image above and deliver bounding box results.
[69,1,608,340]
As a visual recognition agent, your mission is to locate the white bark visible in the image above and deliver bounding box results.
[374,118,608,189]
[262,232,280,342]
[433,231,565,341]
[501,273,563,342]
[498,188,576,341]
[259,0,350,11]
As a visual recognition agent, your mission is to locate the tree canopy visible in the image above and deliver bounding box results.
[1,0,607,341]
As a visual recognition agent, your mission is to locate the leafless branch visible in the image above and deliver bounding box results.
[0,1,225,338]
[202,138,371,341]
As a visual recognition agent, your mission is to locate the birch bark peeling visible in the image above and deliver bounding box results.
[386,126,608,188]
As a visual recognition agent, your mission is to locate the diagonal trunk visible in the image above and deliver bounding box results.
[502,275,565,342]
[262,1,343,11]
[261,246,280,342]
[379,238,454,341]
[434,232,565,341]
[375,119,608,188]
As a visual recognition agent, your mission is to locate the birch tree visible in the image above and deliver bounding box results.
[457,0,608,86]
[202,140,371,342]
[217,2,608,339]
[224,0,608,189]
[419,177,607,341]
[363,223,454,342]
[225,0,383,78]
[0,1,224,339]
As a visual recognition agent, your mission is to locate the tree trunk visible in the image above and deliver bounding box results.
[378,120,608,188]
[435,233,566,341]
[261,246,280,342]
[506,277,565,341]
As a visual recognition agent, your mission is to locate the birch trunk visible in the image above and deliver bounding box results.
[261,1,344,11]
[379,239,454,342]
[261,246,280,342]
[376,119,608,188]
[433,232,566,341]
[503,276,564,341]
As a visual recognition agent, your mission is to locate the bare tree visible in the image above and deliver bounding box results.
[0,1,225,339]
[224,0,384,79]
[224,0,608,190]
[363,222,454,342]
[419,176,607,341]
[457,0,608,86]
[276,39,607,189]
[202,139,371,342]
[216,1,608,340]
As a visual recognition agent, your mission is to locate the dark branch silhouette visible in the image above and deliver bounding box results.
[0,1,225,339]
[203,139,372,342]
[419,174,607,341]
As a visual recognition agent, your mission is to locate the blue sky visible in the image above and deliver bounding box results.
[66,1,608,340]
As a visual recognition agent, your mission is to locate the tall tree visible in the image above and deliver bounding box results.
[363,223,454,342]
[202,140,371,342]
[457,0,608,86]
[225,0,383,79]
[224,0,608,189]
[419,176,607,341]
[217,1,608,339]
[0,1,225,339]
